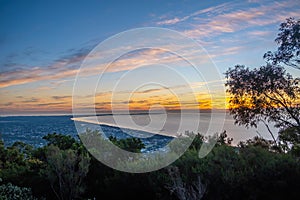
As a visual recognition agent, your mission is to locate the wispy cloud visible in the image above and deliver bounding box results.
[0,95,73,114]
[21,97,39,103]
[154,0,300,67]
[0,45,92,88]
[0,67,79,88]
[209,46,246,58]
[248,30,273,37]
[157,17,181,25]
[2,0,298,114]
[135,88,163,94]
[0,17,249,90]
[156,0,300,39]
[156,2,232,25]
[52,95,72,100]
[0,48,173,88]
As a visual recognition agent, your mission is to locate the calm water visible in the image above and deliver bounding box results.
[0,113,278,151]
[0,115,171,152]
[73,112,278,145]
[0,116,77,147]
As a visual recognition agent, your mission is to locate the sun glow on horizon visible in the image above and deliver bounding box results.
[1,0,299,115]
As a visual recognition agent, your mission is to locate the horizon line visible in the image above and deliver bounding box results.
[0,109,230,117]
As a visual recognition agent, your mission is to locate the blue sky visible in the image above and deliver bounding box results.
[0,0,299,115]
[0,0,230,66]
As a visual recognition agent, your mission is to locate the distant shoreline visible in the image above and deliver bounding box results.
[0,109,229,117]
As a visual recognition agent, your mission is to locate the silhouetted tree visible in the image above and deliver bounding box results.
[264,18,300,69]
[238,136,275,150]
[225,64,300,146]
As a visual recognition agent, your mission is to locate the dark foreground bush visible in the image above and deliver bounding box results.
[0,132,300,200]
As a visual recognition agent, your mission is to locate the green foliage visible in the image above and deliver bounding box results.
[188,132,204,150]
[42,133,78,150]
[171,142,300,200]
[109,136,145,153]
[168,133,194,155]
[0,140,41,186]
[42,144,90,200]
[1,129,300,200]
[11,141,34,158]
[0,182,40,200]
[278,126,300,155]
[238,136,276,151]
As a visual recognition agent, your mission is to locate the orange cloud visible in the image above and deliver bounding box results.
[0,95,73,114]
[0,68,79,88]
[0,47,205,88]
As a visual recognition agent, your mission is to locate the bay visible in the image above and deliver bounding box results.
[0,113,278,152]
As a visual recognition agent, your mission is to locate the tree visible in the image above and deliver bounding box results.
[238,136,276,151]
[264,18,300,69]
[42,133,77,150]
[278,126,300,155]
[11,141,34,159]
[44,145,90,200]
[165,165,206,200]
[108,136,145,153]
[216,131,233,146]
[225,64,300,146]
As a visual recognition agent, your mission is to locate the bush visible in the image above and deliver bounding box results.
[0,181,41,200]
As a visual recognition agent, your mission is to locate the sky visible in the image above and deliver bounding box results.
[0,0,300,115]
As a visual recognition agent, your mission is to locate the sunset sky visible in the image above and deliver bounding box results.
[1,0,300,115]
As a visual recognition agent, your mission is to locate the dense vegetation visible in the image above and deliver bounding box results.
[0,130,299,200]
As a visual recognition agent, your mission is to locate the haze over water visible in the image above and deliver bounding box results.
[73,112,278,145]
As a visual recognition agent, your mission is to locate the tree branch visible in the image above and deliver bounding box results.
[263,92,300,126]
[261,120,277,145]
